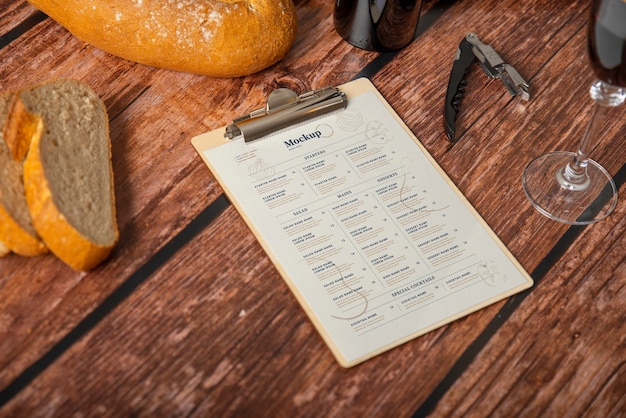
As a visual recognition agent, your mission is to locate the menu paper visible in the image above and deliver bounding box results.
[192,78,533,367]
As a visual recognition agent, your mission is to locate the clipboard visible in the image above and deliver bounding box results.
[192,77,533,367]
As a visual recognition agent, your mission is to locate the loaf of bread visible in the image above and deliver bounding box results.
[27,0,298,77]
[0,93,48,256]
[12,79,119,271]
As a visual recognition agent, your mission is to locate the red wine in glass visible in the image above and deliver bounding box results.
[589,0,626,87]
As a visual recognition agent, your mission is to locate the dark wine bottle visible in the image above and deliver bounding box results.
[334,0,423,52]
[588,0,626,87]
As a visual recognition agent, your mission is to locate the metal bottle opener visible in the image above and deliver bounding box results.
[444,32,530,142]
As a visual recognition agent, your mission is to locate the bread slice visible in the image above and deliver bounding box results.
[17,79,118,270]
[0,93,48,256]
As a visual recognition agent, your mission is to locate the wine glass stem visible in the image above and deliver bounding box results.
[567,103,606,178]
[559,80,626,190]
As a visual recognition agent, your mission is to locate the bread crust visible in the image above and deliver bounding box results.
[24,119,118,271]
[0,204,48,256]
[0,240,9,257]
[27,0,298,77]
[3,96,39,161]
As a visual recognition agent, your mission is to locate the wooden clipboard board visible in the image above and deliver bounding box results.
[192,78,533,367]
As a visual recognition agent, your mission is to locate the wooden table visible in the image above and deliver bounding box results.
[1,0,625,416]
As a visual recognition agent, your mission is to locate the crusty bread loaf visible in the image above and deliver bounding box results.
[27,0,298,77]
[16,79,119,271]
[0,93,48,256]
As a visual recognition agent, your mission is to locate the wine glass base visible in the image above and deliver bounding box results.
[522,151,618,225]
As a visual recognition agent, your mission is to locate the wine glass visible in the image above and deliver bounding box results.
[522,0,626,225]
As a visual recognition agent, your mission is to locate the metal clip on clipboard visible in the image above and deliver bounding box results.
[224,86,348,142]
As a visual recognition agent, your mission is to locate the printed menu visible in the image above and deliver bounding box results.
[192,78,533,367]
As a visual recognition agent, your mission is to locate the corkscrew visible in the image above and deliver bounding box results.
[444,32,531,142]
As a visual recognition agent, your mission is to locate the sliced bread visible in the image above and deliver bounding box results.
[17,79,118,271]
[0,93,48,256]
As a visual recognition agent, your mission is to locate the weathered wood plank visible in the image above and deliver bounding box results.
[432,208,626,417]
[0,207,484,417]
[3,194,623,417]
[0,1,40,41]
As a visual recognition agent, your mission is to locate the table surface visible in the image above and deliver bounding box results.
[1,0,625,416]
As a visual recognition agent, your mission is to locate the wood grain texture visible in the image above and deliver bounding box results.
[1,0,625,416]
